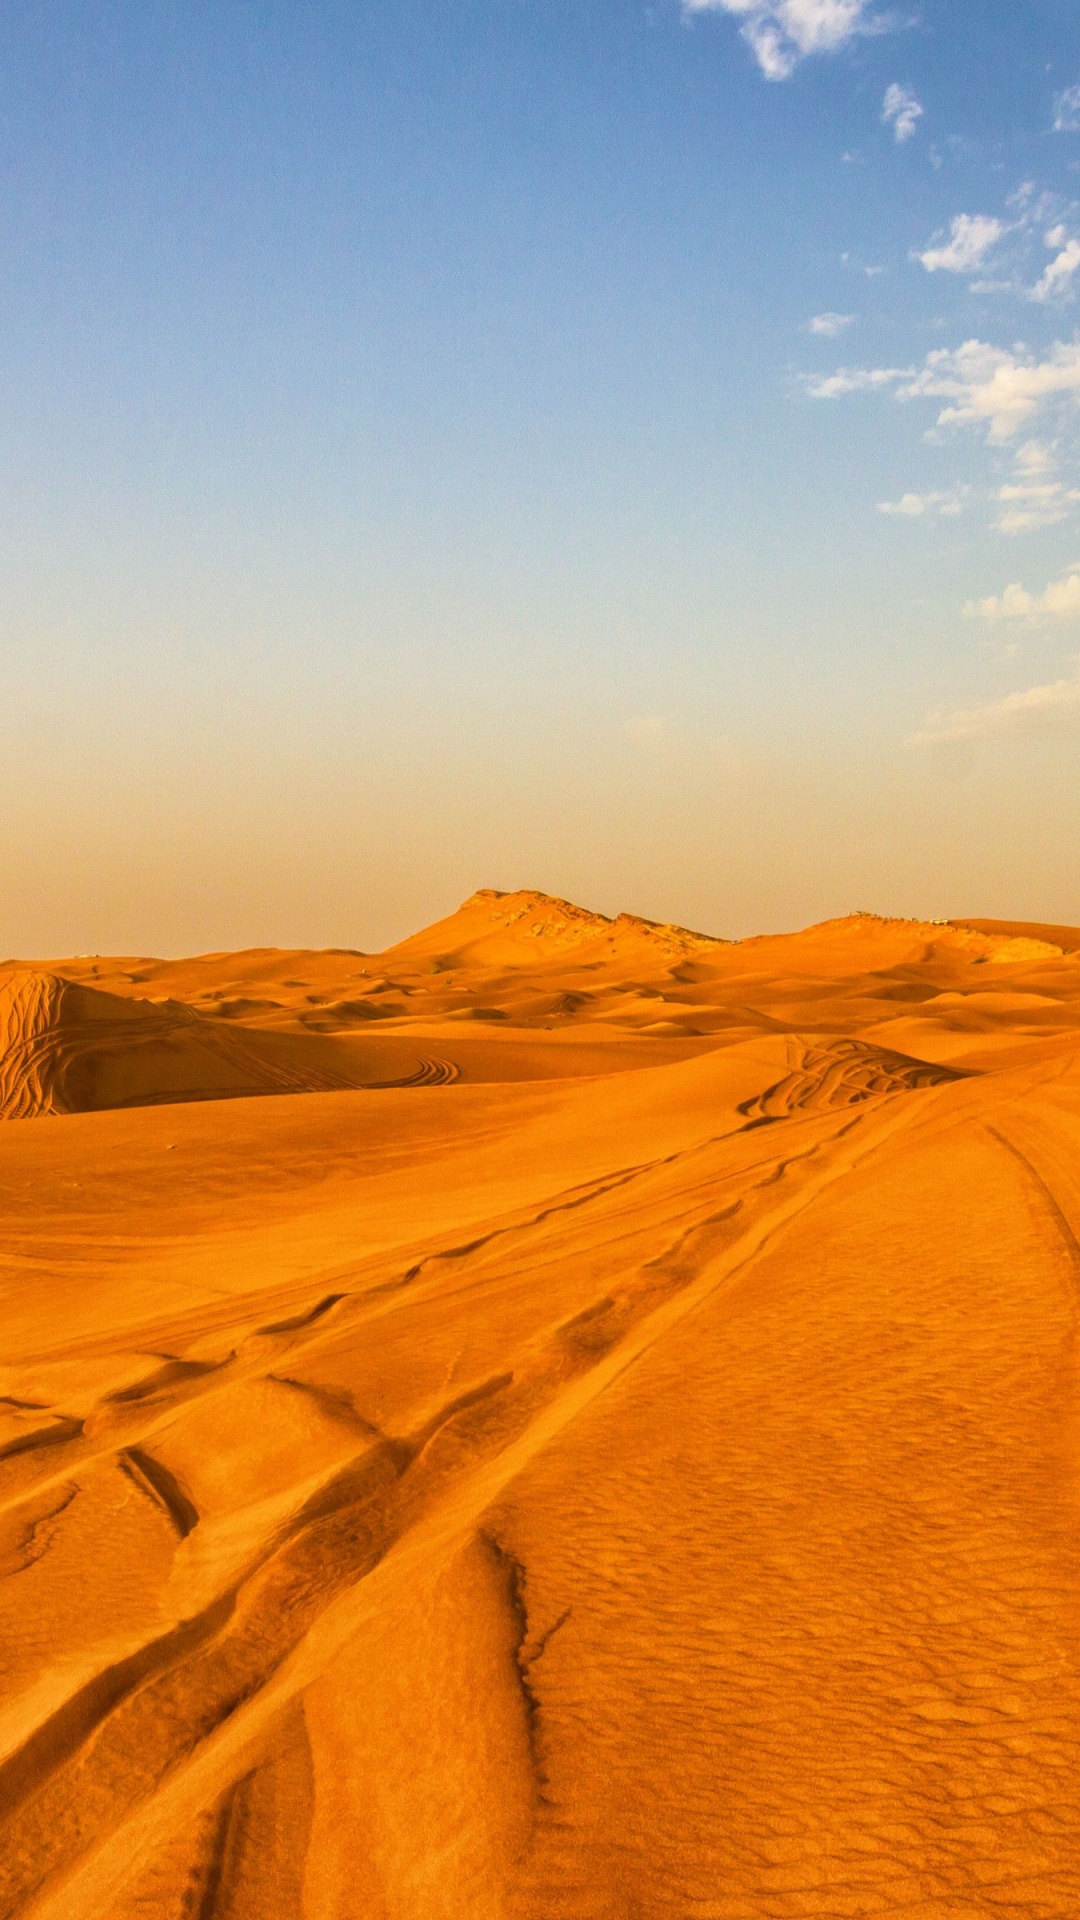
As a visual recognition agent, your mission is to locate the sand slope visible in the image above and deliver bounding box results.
[2,894,1080,1915]
[0,967,369,1118]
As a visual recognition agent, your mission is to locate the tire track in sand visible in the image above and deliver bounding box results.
[13,1081,952,1920]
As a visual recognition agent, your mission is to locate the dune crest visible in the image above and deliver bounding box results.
[385,886,727,968]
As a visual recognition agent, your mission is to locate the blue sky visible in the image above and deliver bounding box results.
[3,1,1080,952]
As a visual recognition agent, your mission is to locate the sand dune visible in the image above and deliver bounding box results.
[11,890,1078,1115]
[0,967,366,1118]
[2,892,1080,1915]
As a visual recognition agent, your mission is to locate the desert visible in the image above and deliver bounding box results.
[8,1,1080,1912]
[1,886,1079,1916]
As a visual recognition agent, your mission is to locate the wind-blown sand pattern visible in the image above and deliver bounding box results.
[2,890,1080,1916]
[0,970,366,1119]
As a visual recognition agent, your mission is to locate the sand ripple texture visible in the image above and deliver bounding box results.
[2,894,1080,1915]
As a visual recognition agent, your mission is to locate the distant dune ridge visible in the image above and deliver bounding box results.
[388,886,729,966]
[3,890,1080,1916]
[0,888,1071,1118]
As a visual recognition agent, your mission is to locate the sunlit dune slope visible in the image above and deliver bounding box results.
[377,886,726,969]
[0,966,369,1118]
[952,914,1080,954]
[3,892,1080,1916]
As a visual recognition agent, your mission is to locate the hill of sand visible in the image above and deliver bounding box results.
[0,968,375,1119]
[2,890,1080,1915]
[7,890,1076,1116]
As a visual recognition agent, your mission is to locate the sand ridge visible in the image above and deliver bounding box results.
[0,964,466,1120]
[7,890,1078,1117]
[2,892,1080,1915]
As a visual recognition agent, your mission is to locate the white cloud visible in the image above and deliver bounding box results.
[808,339,1080,446]
[916,213,1004,275]
[1014,437,1057,476]
[993,440,1079,532]
[901,338,1080,442]
[963,571,1080,621]
[1033,233,1080,302]
[963,582,1038,621]
[877,489,963,517]
[804,364,912,398]
[912,663,1080,743]
[683,0,881,81]
[808,311,855,337]
[882,83,922,144]
[995,482,1080,535]
[1053,84,1080,134]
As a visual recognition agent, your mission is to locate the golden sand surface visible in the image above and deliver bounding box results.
[2,888,1080,1916]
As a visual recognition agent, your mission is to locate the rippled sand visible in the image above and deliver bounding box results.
[2,891,1080,1917]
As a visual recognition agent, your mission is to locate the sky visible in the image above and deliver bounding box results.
[3,0,1080,954]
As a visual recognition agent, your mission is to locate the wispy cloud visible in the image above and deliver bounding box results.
[806,339,1080,442]
[804,364,913,398]
[873,463,1078,535]
[882,83,922,144]
[903,339,1080,443]
[995,481,1080,535]
[1053,83,1080,134]
[1033,226,1080,302]
[1014,438,1058,477]
[963,571,1080,621]
[877,489,964,517]
[808,311,855,337]
[993,439,1080,531]
[907,189,1080,301]
[912,663,1080,742]
[683,0,884,81]
[916,213,1004,275]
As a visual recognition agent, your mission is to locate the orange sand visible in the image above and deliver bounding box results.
[2,890,1080,1916]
